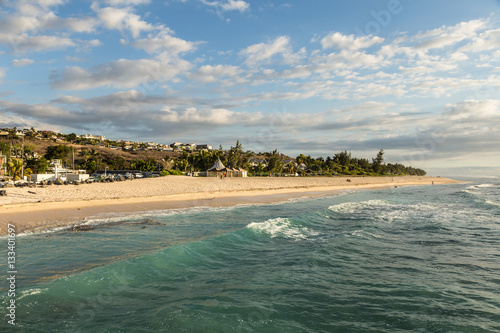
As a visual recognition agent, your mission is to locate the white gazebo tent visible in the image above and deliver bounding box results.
[207,158,247,177]
[207,158,226,177]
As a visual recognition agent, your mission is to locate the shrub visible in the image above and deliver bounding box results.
[160,169,183,176]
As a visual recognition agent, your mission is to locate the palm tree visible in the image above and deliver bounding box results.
[90,148,100,158]
[8,158,23,180]
[175,159,189,173]
[285,162,296,175]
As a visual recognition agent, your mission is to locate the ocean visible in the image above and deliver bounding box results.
[1,178,499,332]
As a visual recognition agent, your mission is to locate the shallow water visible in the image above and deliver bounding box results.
[1,179,499,332]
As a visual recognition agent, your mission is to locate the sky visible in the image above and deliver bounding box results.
[0,0,500,176]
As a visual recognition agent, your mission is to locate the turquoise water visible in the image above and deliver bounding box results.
[1,179,500,332]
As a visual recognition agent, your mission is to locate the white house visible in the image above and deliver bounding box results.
[196,144,213,151]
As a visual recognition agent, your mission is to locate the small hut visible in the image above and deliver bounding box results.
[240,168,248,177]
[207,158,247,177]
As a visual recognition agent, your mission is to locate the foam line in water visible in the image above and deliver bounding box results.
[17,288,47,300]
[11,225,75,238]
[246,217,319,240]
[10,205,243,238]
[465,184,497,192]
[328,200,390,213]
[475,184,496,188]
[327,199,456,225]
[485,200,500,207]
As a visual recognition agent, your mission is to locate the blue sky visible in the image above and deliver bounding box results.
[1,0,500,176]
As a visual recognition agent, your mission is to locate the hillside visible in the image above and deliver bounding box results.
[1,136,181,173]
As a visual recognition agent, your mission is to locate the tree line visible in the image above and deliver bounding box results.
[1,139,426,178]
[163,142,426,176]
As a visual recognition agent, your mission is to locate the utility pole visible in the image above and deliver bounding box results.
[21,135,24,180]
[9,141,12,179]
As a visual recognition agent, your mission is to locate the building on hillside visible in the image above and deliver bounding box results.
[196,144,213,151]
[82,134,106,141]
[180,143,196,151]
[249,158,268,168]
[297,163,307,171]
[146,142,159,149]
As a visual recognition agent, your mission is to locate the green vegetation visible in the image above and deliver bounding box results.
[160,169,183,176]
[131,158,158,172]
[26,157,49,174]
[6,158,23,180]
[45,144,71,160]
[171,144,426,176]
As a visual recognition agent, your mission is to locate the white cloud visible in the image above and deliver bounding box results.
[0,93,269,137]
[459,29,500,53]
[95,6,155,38]
[414,19,487,51]
[0,1,99,53]
[311,50,387,77]
[444,99,500,122]
[258,65,312,80]
[200,0,249,12]
[1,35,75,53]
[320,32,384,51]
[50,55,191,90]
[190,64,242,83]
[103,0,151,6]
[331,101,396,114]
[240,36,293,66]
[0,9,98,35]
[449,51,469,62]
[51,16,99,33]
[409,76,493,97]
[130,31,198,55]
[11,0,65,16]
[161,106,247,124]
[12,58,34,66]
[0,100,72,119]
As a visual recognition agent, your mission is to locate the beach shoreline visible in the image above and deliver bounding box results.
[0,176,462,235]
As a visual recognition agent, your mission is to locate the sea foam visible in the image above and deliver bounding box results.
[247,217,318,240]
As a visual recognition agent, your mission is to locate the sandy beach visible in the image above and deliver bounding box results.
[0,176,460,235]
